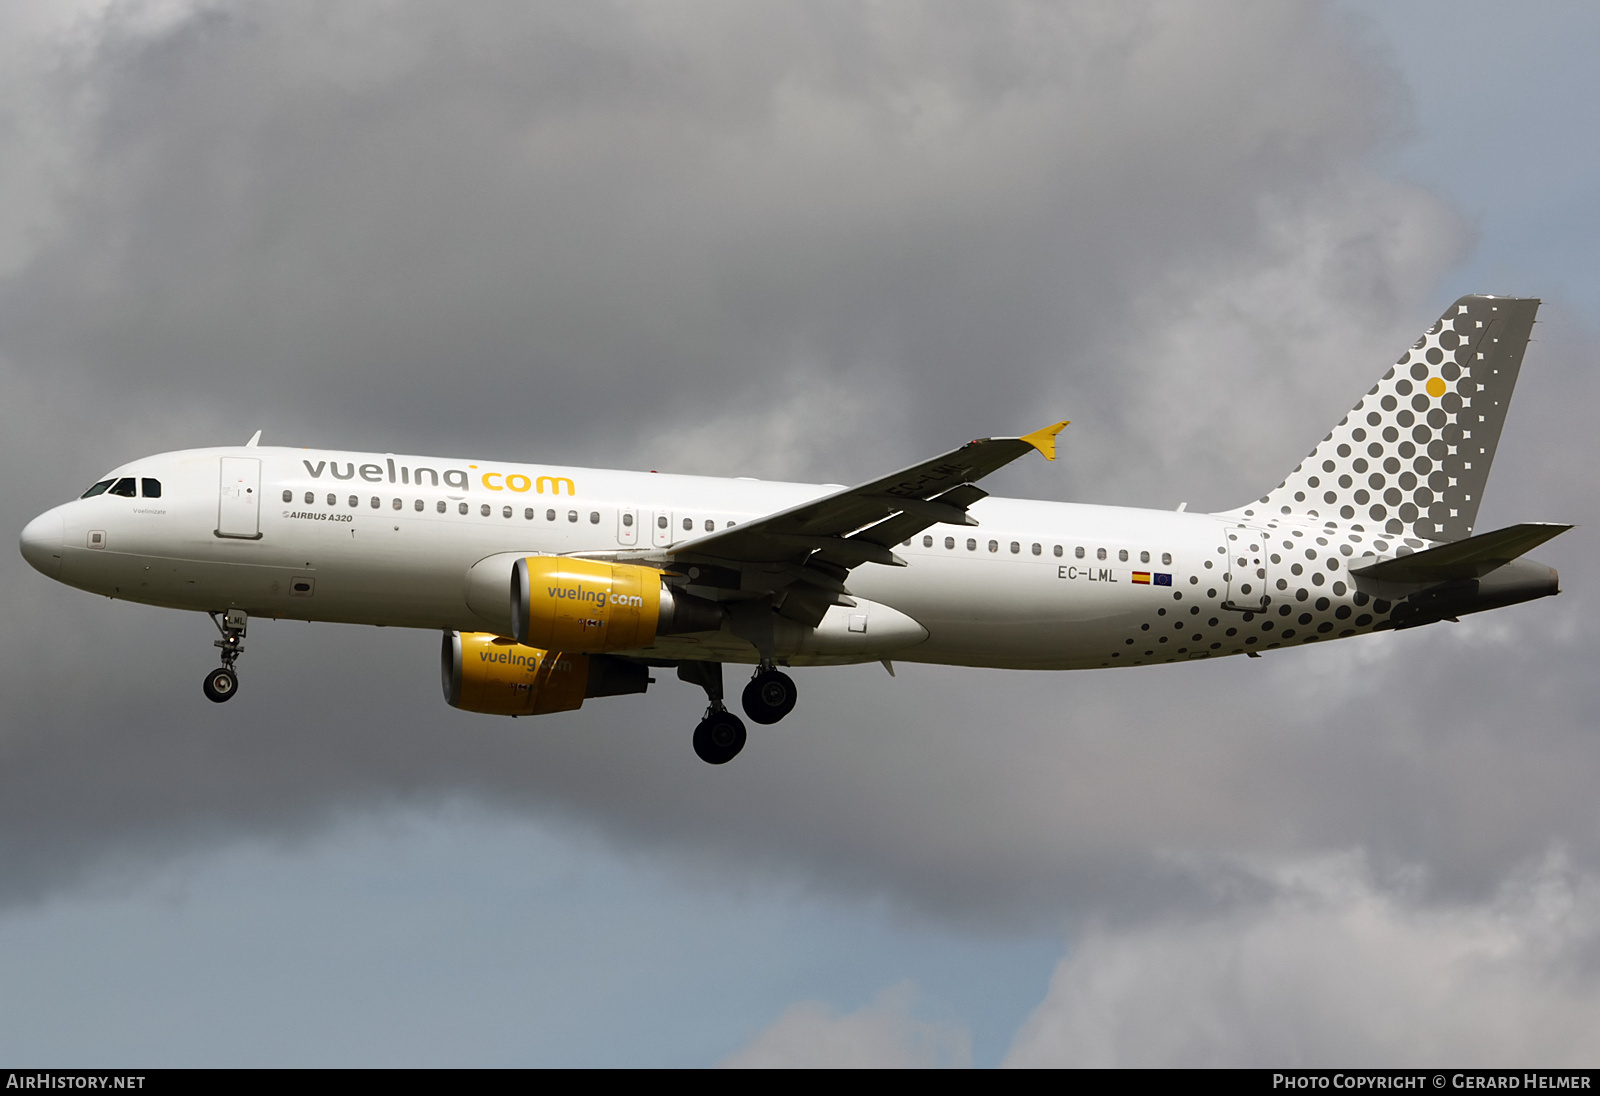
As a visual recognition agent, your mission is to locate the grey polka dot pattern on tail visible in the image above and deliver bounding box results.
[1234,296,1539,545]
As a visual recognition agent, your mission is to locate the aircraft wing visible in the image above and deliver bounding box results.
[663,420,1069,574]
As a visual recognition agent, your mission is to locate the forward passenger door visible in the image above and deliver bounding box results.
[216,457,262,540]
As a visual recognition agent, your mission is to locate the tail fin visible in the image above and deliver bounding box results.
[1235,295,1540,543]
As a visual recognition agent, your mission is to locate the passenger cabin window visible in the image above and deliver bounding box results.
[592,512,602,525]
[1075,546,1085,559]
[1140,551,1150,563]
[480,504,490,517]
[923,535,933,547]
[1118,549,1129,562]
[568,510,578,523]
[283,490,293,503]
[81,480,113,498]
[1162,552,1172,565]
[1096,548,1107,560]
[623,513,634,528]
[682,518,693,531]
[108,478,137,498]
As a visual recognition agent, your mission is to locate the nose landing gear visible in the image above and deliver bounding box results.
[203,609,248,703]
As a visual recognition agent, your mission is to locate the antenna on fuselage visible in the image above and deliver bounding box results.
[245,430,262,447]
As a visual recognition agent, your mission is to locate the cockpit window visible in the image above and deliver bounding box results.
[141,478,161,498]
[107,478,137,498]
[81,480,113,498]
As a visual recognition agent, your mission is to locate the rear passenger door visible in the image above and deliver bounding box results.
[1221,525,1268,611]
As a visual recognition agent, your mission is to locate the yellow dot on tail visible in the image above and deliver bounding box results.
[1426,376,1446,398]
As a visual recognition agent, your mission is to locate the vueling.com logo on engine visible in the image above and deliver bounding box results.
[548,584,644,609]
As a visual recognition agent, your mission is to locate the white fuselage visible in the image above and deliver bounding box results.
[23,445,1397,670]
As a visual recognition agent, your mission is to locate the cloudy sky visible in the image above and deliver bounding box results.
[2,0,1597,1067]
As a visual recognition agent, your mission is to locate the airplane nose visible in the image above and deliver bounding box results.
[20,508,64,579]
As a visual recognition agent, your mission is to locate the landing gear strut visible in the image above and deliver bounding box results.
[678,661,747,765]
[203,609,247,703]
[742,662,797,725]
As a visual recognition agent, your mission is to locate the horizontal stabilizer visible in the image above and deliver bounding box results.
[1352,522,1571,585]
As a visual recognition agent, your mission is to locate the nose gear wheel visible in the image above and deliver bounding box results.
[203,667,238,703]
[203,609,248,704]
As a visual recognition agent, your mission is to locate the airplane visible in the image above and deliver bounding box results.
[19,295,1569,764]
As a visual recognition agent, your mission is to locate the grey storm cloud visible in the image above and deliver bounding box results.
[3,0,1598,1061]
[4,0,1410,475]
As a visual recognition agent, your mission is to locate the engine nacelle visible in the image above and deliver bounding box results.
[440,631,649,716]
[511,556,721,652]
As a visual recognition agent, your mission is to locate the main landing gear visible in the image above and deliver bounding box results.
[741,662,797,725]
[677,660,798,764]
[677,662,745,764]
[693,709,747,766]
[203,609,248,703]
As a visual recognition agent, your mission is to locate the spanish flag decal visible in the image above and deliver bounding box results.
[1132,572,1151,584]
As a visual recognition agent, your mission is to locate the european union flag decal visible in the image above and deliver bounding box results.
[1153,573,1172,586]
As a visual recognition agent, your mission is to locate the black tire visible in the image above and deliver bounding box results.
[692,711,747,765]
[203,667,238,703]
[741,669,797,725]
